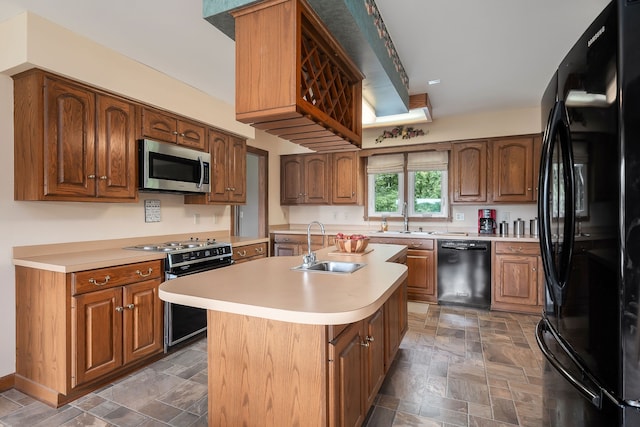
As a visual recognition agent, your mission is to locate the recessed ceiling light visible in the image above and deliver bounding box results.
[428,79,441,85]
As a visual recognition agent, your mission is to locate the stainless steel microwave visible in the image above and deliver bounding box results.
[138,139,210,194]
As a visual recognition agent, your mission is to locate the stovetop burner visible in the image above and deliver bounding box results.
[125,238,218,253]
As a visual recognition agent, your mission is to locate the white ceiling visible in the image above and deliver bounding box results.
[0,0,611,121]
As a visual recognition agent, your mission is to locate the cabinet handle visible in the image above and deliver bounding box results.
[410,242,423,248]
[527,187,533,191]
[136,268,153,277]
[360,339,370,348]
[366,335,374,342]
[88,174,96,179]
[89,275,110,286]
[237,250,247,257]
[172,131,179,135]
[126,303,135,310]
[179,133,185,137]
[99,176,107,180]
[352,192,355,196]
[115,306,124,312]
[255,247,264,254]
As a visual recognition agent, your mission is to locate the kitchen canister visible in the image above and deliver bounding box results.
[514,218,525,236]
[530,217,539,236]
[499,221,509,235]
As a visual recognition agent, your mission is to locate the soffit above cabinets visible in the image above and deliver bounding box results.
[203,0,410,118]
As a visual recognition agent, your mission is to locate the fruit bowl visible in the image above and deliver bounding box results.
[334,235,369,253]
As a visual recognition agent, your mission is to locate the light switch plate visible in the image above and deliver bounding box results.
[144,199,161,223]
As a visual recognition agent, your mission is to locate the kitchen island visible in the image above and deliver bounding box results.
[159,243,408,427]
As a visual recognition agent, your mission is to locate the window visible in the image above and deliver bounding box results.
[367,151,449,218]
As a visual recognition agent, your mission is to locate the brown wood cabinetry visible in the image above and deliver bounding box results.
[491,242,543,314]
[368,237,436,303]
[280,154,331,204]
[141,107,207,151]
[450,134,541,204]
[15,260,163,407]
[13,69,137,202]
[490,136,536,202]
[452,140,488,203]
[332,151,363,205]
[232,0,363,151]
[185,129,247,205]
[271,233,326,256]
[232,241,268,263]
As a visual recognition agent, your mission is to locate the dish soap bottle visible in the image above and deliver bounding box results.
[381,217,388,232]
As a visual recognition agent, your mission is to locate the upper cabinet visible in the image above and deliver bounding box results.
[489,136,537,203]
[332,151,363,205]
[185,129,247,205]
[451,140,488,203]
[450,134,541,204]
[141,107,207,151]
[232,0,363,152]
[13,69,137,202]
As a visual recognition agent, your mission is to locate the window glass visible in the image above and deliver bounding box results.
[368,173,404,216]
[409,170,448,217]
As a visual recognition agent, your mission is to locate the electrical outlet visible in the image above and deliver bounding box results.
[455,212,464,221]
[501,211,511,222]
[193,213,200,224]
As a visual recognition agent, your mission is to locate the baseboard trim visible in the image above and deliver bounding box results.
[0,373,15,392]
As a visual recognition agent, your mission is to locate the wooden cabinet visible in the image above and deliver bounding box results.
[232,0,363,151]
[141,107,207,151]
[13,69,137,202]
[490,136,536,202]
[185,129,247,205]
[328,279,407,427]
[271,233,326,257]
[451,140,488,203]
[450,134,541,204]
[368,237,436,303]
[232,241,268,263]
[331,151,363,205]
[491,242,543,314]
[280,153,331,205]
[15,260,163,407]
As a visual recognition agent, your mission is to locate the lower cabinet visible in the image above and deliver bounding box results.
[271,233,328,257]
[328,279,407,427]
[15,260,164,407]
[369,237,436,303]
[491,242,543,314]
[231,241,268,263]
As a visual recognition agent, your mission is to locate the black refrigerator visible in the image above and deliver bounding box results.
[536,1,640,426]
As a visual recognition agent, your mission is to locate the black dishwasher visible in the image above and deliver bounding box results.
[437,240,491,309]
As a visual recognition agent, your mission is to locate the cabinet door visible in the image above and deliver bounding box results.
[73,288,122,387]
[533,134,542,202]
[281,155,304,204]
[329,322,365,427]
[364,309,385,410]
[228,136,247,203]
[493,254,538,306]
[141,107,178,143]
[332,152,359,204]
[176,119,206,151]
[209,130,231,202]
[123,279,163,364]
[452,141,487,202]
[273,243,299,256]
[490,137,534,202]
[44,77,96,198]
[406,249,436,303]
[96,95,137,199]
[384,279,407,370]
[304,154,330,204]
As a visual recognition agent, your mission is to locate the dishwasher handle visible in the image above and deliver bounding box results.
[440,242,489,251]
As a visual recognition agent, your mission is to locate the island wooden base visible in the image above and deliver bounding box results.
[207,311,328,426]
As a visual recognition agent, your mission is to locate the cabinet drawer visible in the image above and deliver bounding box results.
[273,234,325,245]
[233,242,268,261]
[72,260,163,295]
[494,242,539,255]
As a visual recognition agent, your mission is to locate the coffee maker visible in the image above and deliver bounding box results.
[478,209,497,234]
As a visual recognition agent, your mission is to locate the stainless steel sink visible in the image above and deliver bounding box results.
[291,261,366,274]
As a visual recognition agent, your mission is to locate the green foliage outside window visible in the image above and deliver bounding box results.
[413,171,442,213]
[374,173,399,212]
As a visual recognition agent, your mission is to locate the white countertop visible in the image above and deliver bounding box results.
[159,243,408,325]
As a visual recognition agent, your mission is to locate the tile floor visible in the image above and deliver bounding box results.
[0,303,545,426]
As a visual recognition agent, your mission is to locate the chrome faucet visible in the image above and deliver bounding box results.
[402,202,409,233]
[303,221,325,267]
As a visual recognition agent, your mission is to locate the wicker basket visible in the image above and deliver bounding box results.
[335,237,369,253]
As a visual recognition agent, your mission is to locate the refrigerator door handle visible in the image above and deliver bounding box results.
[538,100,575,306]
[536,318,603,408]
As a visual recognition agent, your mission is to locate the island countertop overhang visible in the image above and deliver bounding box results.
[159,243,408,325]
